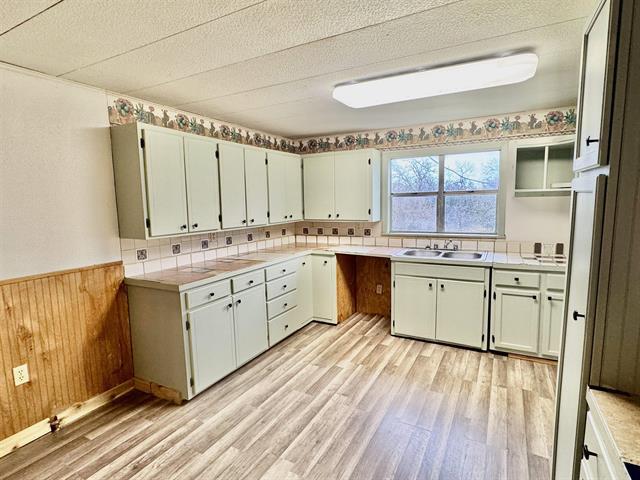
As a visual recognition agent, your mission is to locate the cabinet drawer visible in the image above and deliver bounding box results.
[232,269,264,293]
[546,274,566,291]
[494,270,540,288]
[185,280,231,309]
[265,259,298,281]
[268,306,302,346]
[266,273,297,300]
[267,290,297,319]
[583,412,615,480]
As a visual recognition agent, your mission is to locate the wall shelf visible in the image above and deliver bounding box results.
[514,140,574,197]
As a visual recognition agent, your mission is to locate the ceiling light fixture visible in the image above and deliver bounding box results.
[332,53,539,108]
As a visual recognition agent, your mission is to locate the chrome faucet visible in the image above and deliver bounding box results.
[443,240,459,251]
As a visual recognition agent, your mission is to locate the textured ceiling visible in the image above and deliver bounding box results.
[0,0,597,137]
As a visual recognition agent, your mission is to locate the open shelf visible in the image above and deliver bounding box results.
[515,140,574,197]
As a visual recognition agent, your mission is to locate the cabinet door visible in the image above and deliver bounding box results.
[393,275,436,340]
[541,292,564,357]
[218,143,247,229]
[575,0,611,171]
[334,150,370,220]
[296,256,313,323]
[184,136,220,232]
[303,155,335,220]
[267,152,288,223]
[285,155,303,221]
[312,255,336,322]
[142,128,188,236]
[244,149,269,227]
[233,285,268,366]
[436,279,485,348]
[188,298,236,394]
[492,288,541,354]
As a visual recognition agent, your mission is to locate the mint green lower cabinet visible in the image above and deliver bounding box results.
[436,279,486,349]
[392,275,436,340]
[188,297,237,394]
[233,285,268,366]
[541,292,564,357]
[492,287,541,354]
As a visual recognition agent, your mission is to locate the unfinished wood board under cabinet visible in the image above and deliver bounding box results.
[0,262,133,442]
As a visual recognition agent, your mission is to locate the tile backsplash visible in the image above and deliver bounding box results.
[121,225,295,277]
[121,221,564,277]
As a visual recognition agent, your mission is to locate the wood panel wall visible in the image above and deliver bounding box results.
[0,262,133,441]
[335,255,391,320]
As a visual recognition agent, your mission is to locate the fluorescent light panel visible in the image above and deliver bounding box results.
[332,53,539,108]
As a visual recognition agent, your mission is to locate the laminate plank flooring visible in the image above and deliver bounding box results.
[0,313,557,480]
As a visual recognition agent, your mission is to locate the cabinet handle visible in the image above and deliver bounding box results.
[236,299,242,305]
[586,136,599,146]
[283,303,288,308]
[192,223,198,229]
[583,444,597,460]
[250,218,254,223]
[241,219,247,224]
[180,224,187,230]
[284,215,288,219]
[336,213,340,218]
[572,310,585,321]
[282,268,287,273]
[440,284,444,290]
[302,262,306,266]
[284,324,289,329]
[547,296,552,301]
[282,285,287,289]
[227,303,233,308]
[323,260,328,265]
[209,292,215,297]
[532,295,537,301]
[248,280,254,285]
[428,283,433,288]
[514,277,520,282]
[328,214,332,218]
[289,214,293,218]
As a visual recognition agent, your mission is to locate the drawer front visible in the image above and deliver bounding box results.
[232,269,264,293]
[185,280,231,309]
[267,290,297,319]
[266,273,297,300]
[494,270,540,288]
[268,306,301,346]
[584,412,614,480]
[546,273,566,291]
[394,262,485,282]
[265,259,299,281]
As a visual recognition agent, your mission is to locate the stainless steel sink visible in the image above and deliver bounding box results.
[441,251,484,260]
[402,249,443,257]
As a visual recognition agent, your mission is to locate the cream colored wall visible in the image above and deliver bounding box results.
[0,65,121,280]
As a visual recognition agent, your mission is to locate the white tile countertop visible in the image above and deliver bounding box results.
[125,243,565,291]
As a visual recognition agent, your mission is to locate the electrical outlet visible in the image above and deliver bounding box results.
[13,364,29,386]
[376,284,383,295]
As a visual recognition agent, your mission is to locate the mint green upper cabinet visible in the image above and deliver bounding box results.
[267,152,288,223]
[184,136,220,233]
[244,148,269,227]
[285,155,303,221]
[303,149,380,221]
[303,153,335,221]
[142,128,189,237]
[218,142,247,229]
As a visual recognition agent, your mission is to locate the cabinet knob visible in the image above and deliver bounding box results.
[248,280,254,285]
[547,296,552,301]
[227,303,233,308]
[336,213,340,218]
[302,262,306,266]
[532,295,537,301]
[209,292,215,297]
[428,283,433,288]
[572,310,585,321]
[289,214,293,218]
[583,444,597,460]
[250,219,254,223]
[586,136,599,146]
[282,269,286,273]
[284,324,289,329]
[236,299,242,305]
[284,215,287,219]
[440,284,444,290]
[328,214,332,218]
[283,303,288,308]
[242,219,247,224]
[323,260,328,265]
[192,223,198,229]
[282,285,287,289]
[514,277,520,282]
[180,224,187,230]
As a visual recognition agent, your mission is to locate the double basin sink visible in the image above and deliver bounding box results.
[402,249,486,261]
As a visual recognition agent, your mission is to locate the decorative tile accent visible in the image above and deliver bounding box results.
[201,239,209,250]
[347,228,355,236]
[247,233,253,242]
[265,231,271,239]
[303,227,309,234]
[364,228,372,236]
[317,228,324,235]
[171,244,181,255]
[332,228,339,235]
[281,228,287,236]
[225,236,233,245]
[136,249,147,261]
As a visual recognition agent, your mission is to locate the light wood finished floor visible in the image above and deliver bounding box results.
[0,314,557,480]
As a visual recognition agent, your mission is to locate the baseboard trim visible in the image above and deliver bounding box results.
[133,377,183,405]
[0,379,133,459]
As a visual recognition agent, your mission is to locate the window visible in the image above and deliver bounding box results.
[389,150,500,234]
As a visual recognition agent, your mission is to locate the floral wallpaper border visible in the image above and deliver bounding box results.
[108,94,576,154]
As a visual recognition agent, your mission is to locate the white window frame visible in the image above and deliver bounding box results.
[382,143,508,237]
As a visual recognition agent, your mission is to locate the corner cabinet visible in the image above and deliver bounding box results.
[302,149,381,221]
[266,151,303,224]
[391,262,489,350]
[490,269,565,359]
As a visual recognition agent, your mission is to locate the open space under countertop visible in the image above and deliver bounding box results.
[125,243,566,291]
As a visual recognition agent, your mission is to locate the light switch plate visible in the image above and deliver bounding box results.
[13,364,29,386]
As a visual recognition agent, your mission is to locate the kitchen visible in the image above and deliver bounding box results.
[1,0,639,479]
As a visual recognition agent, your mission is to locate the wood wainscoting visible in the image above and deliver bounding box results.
[0,261,133,451]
